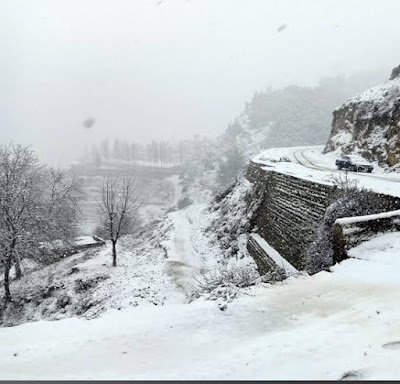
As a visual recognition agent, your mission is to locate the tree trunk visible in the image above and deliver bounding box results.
[112,240,117,267]
[5,240,17,302]
[4,256,12,303]
[14,256,22,280]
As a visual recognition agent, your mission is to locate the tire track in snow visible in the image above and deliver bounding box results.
[293,149,322,170]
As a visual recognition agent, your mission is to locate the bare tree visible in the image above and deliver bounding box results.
[0,145,42,302]
[0,144,83,303]
[97,175,139,267]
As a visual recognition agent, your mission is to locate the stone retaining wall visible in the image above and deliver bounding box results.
[249,167,336,269]
[246,161,400,271]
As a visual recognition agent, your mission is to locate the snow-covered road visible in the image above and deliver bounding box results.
[253,146,400,197]
[294,147,400,184]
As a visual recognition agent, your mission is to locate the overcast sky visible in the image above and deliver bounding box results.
[1,0,399,165]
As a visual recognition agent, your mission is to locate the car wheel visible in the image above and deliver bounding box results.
[357,167,363,172]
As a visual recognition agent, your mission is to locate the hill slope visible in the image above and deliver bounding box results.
[221,71,387,159]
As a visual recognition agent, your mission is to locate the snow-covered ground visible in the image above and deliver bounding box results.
[0,198,228,326]
[3,146,400,379]
[161,204,220,298]
[1,231,400,380]
[0,232,184,327]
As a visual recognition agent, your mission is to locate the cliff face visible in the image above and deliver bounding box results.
[324,66,400,166]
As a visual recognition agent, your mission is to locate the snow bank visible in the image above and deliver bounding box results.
[347,232,400,270]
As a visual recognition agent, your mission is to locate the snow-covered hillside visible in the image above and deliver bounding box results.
[3,140,400,379]
[220,72,386,160]
[0,219,182,327]
[0,175,260,327]
[1,232,400,380]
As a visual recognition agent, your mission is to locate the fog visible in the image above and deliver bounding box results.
[1,0,399,166]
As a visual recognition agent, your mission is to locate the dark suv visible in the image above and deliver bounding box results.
[335,155,373,173]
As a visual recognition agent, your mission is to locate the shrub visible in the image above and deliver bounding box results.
[257,266,287,283]
[193,261,258,309]
[306,172,386,274]
[217,146,245,187]
[207,178,264,259]
[196,261,259,296]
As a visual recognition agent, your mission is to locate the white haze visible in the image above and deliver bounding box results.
[1,0,400,166]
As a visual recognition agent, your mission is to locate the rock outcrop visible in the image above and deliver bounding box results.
[390,64,400,80]
[324,65,400,166]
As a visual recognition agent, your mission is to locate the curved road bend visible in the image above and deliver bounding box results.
[293,149,400,184]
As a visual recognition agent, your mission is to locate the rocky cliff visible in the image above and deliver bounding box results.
[324,65,400,166]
